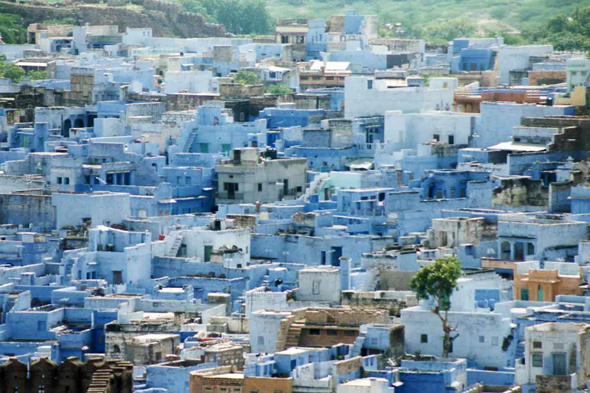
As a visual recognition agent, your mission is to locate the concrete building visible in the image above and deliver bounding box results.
[344,76,455,118]
[515,322,590,392]
[216,148,307,204]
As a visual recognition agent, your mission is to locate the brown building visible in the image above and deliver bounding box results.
[244,376,293,393]
[0,356,133,393]
[528,70,566,86]
[190,365,293,393]
[514,267,583,302]
[298,63,351,91]
[190,366,244,393]
[275,19,308,62]
[275,307,389,351]
[454,87,547,113]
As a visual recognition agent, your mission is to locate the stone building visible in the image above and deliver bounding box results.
[125,333,180,365]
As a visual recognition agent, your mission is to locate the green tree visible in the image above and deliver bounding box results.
[27,70,47,81]
[0,55,25,83]
[266,84,293,94]
[0,14,27,44]
[233,70,260,85]
[410,256,462,358]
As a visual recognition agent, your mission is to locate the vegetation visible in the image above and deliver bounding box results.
[261,0,590,43]
[180,0,272,34]
[0,55,25,83]
[0,14,27,44]
[27,70,48,81]
[42,17,78,25]
[232,70,261,85]
[410,256,462,358]
[266,84,292,94]
[522,7,590,51]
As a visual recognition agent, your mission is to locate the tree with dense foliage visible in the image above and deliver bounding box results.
[233,70,261,85]
[0,55,25,83]
[410,256,462,358]
[180,0,271,35]
[0,15,27,44]
[27,70,48,81]
[522,6,590,52]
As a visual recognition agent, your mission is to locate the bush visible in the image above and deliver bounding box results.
[233,71,261,85]
[266,84,293,94]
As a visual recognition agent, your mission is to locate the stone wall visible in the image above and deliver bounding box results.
[535,375,572,393]
[341,290,415,317]
[0,356,133,393]
[492,177,548,209]
[0,193,55,232]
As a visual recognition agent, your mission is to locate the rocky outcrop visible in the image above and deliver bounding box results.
[0,0,226,38]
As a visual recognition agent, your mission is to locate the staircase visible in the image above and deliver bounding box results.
[515,341,525,360]
[168,234,183,257]
[285,322,304,348]
[351,336,366,357]
[183,131,197,153]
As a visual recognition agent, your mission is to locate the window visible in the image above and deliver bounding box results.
[421,334,428,343]
[520,288,529,301]
[367,80,373,90]
[309,329,321,335]
[64,177,70,185]
[448,135,454,145]
[205,388,212,392]
[327,329,338,336]
[527,243,535,256]
[312,280,320,295]
[532,353,543,368]
[450,187,456,198]
[479,335,485,343]
[57,177,62,184]
[258,183,263,192]
[220,388,227,392]
[200,143,209,153]
[344,330,356,336]
[186,177,191,185]
[296,186,302,193]
[533,341,543,350]
[433,134,440,142]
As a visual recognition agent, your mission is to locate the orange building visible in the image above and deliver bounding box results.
[514,266,583,302]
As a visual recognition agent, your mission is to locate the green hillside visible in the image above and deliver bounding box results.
[3,0,590,47]
[264,0,590,42]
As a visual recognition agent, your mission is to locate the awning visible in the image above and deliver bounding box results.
[488,142,547,152]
